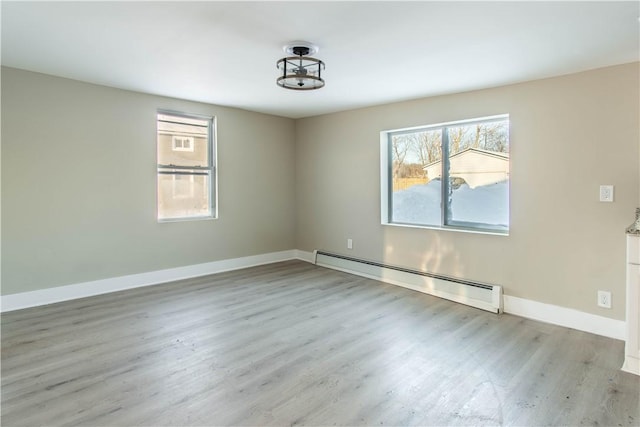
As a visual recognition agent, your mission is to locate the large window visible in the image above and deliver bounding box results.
[157,111,216,221]
[381,115,509,233]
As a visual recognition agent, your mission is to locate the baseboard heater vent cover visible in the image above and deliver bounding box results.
[314,250,502,314]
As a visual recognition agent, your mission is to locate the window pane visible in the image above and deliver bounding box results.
[390,130,442,226]
[383,116,509,233]
[446,120,509,229]
[156,111,215,222]
[157,115,209,167]
[157,171,210,220]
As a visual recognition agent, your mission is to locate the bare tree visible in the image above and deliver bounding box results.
[473,124,483,148]
[392,135,410,178]
[475,122,508,152]
[451,122,509,153]
[410,131,442,166]
[448,126,467,154]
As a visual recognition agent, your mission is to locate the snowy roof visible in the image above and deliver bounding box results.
[423,147,509,169]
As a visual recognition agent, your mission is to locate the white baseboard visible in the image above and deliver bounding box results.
[1,250,299,313]
[1,249,625,342]
[293,249,315,263]
[622,355,640,375]
[503,295,625,341]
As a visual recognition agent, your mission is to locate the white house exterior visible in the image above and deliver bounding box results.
[424,148,509,189]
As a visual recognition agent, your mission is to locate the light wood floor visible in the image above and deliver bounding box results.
[2,260,638,426]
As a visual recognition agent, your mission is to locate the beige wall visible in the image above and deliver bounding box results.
[1,67,296,294]
[3,63,639,322]
[295,62,639,320]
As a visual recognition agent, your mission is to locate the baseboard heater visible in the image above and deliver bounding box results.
[313,250,502,314]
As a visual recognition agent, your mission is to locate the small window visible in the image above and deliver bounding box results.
[172,136,194,152]
[381,115,509,234]
[157,111,216,221]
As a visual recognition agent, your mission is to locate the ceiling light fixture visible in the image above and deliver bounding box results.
[277,41,325,90]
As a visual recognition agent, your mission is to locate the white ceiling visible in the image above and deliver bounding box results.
[2,1,639,119]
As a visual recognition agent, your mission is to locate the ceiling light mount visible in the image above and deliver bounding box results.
[277,41,325,91]
[283,41,318,57]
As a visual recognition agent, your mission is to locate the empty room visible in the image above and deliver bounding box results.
[2,1,639,426]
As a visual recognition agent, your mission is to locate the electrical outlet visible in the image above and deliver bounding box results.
[597,290,611,308]
[599,185,614,202]
[347,238,353,250]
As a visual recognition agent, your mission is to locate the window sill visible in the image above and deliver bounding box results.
[382,221,509,236]
[158,215,217,223]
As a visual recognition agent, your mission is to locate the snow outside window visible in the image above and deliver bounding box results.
[157,111,216,221]
[381,115,509,234]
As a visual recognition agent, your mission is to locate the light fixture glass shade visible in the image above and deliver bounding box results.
[276,54,325,90]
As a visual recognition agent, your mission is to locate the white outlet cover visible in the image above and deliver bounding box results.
[597,290,611,308]
[599,185,614,202]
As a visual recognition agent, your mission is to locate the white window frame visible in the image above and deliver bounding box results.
[380,114,509,235]
[157,111,217,222]
[172,135,195,152]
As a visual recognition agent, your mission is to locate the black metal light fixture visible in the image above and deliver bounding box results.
[277,42,325,90]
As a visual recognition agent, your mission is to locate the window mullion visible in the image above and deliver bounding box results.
[441,127,451,227]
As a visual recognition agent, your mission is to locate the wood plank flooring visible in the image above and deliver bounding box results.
[2,260,638,426]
